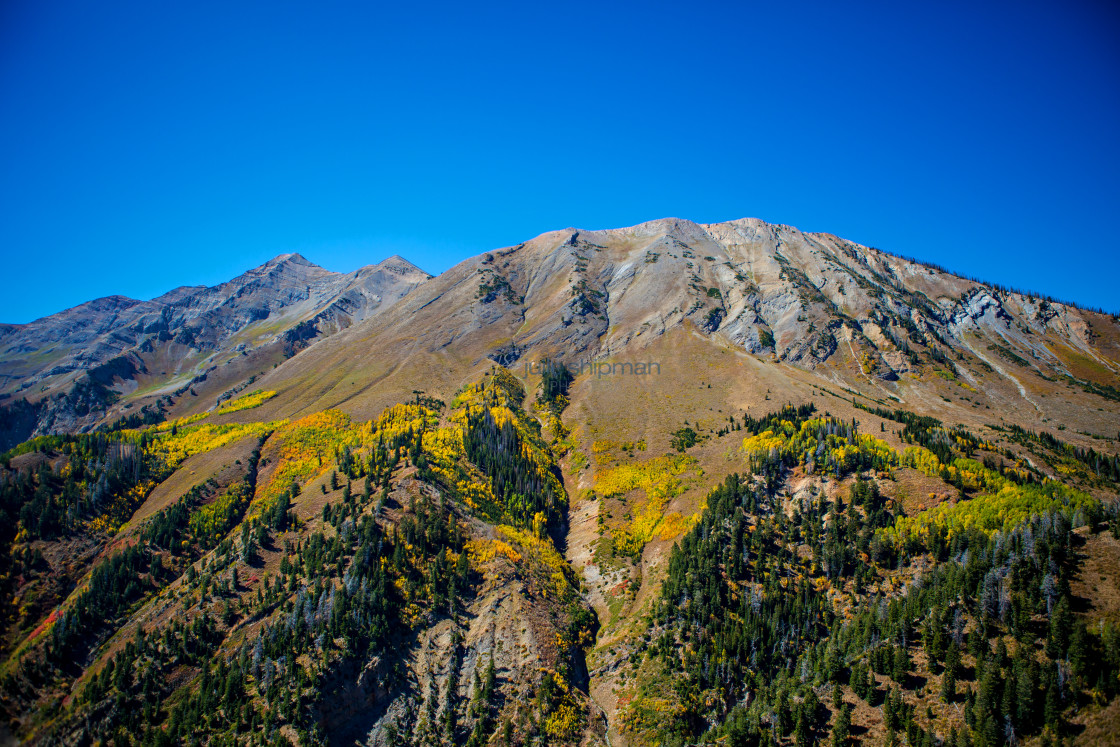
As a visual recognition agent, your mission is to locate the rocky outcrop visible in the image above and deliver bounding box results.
[275,217,1113,392]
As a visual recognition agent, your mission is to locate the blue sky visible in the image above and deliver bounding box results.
[1,0,1118,323]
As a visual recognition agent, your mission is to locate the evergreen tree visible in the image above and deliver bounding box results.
[831,703,851,747]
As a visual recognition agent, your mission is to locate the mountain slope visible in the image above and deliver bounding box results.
[237,217,1120,448]
[0,216,1118,747]
[0,254,431,448]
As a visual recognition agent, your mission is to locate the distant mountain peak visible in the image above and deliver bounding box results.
[0,248,432,440]
[376,255,429,276]
[263,252,320,269]
[226,253,333,289]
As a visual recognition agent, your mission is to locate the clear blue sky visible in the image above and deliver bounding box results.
[2,0,1118,323]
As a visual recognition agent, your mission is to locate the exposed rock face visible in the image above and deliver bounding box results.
[318,546,583,747]
[260,217,1117,408]
[0,254,430,446]
[4,215,1118,449]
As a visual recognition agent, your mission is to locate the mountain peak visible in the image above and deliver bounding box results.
[35,294,144,323]
[376,255,429,276]
[265,252,318,268]
[589,216,712,242]
[228,253,333,287]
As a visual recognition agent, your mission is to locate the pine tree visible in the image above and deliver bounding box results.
[1016,657,1037,732]
[1043,679,1061,733]
[1048,597,1072,659]
[892,645,910,683]
[831,703,851,747]
[795,709,811,747]
[941,666,957,703]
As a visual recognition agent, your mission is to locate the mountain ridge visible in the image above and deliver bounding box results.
[0,252,432,447]
[0,216,1119,746]
[0,252,434,328]
[5,215,1119,452]
[233,216,1118,433]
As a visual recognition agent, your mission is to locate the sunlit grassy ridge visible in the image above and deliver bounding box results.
[214,388,276,414]
[254,409,375,502]
[135,390,276,434]
[239,368,567,533]
[143,421,279,472]
[91,421,276,532]
[0,422,277,538]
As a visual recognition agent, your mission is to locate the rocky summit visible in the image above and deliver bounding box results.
[1,218,1119,746]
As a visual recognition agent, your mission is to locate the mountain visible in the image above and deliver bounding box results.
[1,217,1118,747]
[0,253,431,448]
[239,217,1120,437]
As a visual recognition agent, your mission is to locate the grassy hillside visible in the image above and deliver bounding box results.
[0,368,599,746]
